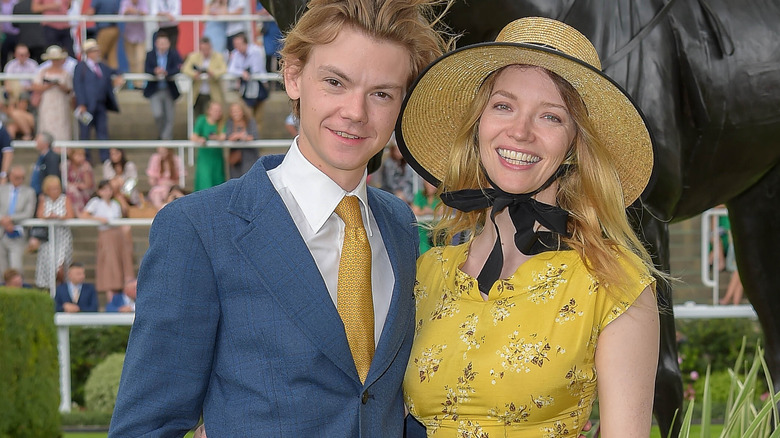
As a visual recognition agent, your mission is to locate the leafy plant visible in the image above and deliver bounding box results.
[84,353,125,413]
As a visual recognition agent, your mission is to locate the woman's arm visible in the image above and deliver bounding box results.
[35,194,45,218]
[63,197,75,219]
[595,286,659,437]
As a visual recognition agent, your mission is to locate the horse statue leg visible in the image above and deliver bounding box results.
[631,206,683,437]
[727,162,780,394]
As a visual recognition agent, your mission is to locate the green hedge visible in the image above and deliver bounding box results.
[0,288,61,438]
[69,326,131,408]
[85,353,125,413]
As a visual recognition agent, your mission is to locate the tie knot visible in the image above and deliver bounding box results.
[335,196,363,229]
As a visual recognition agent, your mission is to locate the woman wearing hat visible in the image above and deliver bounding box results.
[32,46,73,142]
[398,17,661,436]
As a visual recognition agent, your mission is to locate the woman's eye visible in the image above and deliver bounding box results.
[543,114,562,123]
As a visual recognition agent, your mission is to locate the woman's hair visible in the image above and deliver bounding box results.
[229,101,251,124]
[280,0,455,118]
[110,148,127,175]
[433,65,662,293]
[159,148,178,181]
[67,148,85,161]
[96,179,112,193]
[41,174,62,195]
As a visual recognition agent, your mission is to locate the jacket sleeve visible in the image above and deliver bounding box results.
[82,285,99,312]
[108,201,219,437]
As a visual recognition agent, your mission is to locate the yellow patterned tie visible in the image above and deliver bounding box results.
[335,195,375,383]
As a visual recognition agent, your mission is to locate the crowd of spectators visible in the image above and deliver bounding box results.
[0,2,281,311]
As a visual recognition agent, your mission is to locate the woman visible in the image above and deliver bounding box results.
[32,46,73,142]
[66,148,94,214]
[146,146,185,209]
[191,101,226,191]
[397,18,660,437]
[103,147,140,212]
[80,180,135,304]
[35,175,74,290]
[224,101,259,179]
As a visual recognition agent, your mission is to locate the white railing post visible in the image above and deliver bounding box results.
[57,324,71,413]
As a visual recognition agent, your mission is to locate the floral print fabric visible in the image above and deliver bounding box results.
[403,243,654,437]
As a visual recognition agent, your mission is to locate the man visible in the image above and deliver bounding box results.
[33,0,75,58]
[11,0,46,62]
[73,39,122,161]
[109,0,449,436]
[149,0,180,50]
[226,32,266,132]
[143,33,182,141]
[105,278,136,312]
[54,262,98,312]
[29,132,59,196]
[3,44,39,103]
[2,268,33,288]
[181,36,226,118]
[0,166,35,274]
[85,0,121,69]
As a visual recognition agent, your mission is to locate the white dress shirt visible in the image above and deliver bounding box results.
[268,139,394,345]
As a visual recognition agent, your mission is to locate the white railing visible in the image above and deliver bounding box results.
[55,312,134,413]
[700,207,729,305]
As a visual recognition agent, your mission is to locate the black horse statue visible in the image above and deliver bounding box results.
[260,1,780,436]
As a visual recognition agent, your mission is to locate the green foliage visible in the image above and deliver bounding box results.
[677,318,762,376]
[0,287,61,438]
[69,326,131,407]
[60,410,113,427]
[677,340,780,438]
[84,353,125,413]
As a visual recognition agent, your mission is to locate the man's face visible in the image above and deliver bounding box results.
[86,48,100,61]
[8,168,25,187]
[200,41,211,57]
[14,47,29,61]
[284,27,411,190]
[68,267,85,285]
[156,36,171,53]
[233,36,247,55]
[35,135,48,152]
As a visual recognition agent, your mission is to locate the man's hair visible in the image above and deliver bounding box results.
[199,36,211,44]
[69,262,85,270]
[280,0,454,118]
[3,268,20,284]
[231,32,248,45]
[38,131,54,147]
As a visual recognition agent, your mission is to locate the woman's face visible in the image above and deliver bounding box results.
[70,150,85,165]
[157,147,169,157]
[109,148,123,163]
[207,103,223,120]
[98,184,113,200]
[478,66,576,201]
[44,181,62,199]
[229,104,244,120]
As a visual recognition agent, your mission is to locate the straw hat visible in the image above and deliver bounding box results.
[82,39,99,53]
[41,46,68,61]
[396,17,654,206]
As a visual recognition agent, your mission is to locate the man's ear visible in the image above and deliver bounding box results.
[283,60,302,100]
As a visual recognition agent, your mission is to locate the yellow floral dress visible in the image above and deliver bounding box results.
[403,243,655,437]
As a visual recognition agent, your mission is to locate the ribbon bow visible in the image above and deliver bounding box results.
[440,168,572,295]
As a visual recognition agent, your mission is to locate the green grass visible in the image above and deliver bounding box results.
[64,432,195,438]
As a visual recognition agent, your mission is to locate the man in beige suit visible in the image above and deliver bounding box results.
[181,36,226,118]
[0,165,36,273]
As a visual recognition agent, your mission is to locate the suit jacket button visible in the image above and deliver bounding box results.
[361,391,370,404]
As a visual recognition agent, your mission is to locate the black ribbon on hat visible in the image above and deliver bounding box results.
[440,166,572,295]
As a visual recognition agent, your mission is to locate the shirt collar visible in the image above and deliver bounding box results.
[276,138,372,234]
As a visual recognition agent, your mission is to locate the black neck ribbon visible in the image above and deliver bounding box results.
[440,167,572,295]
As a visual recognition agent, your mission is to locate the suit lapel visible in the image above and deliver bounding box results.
[228,157,359,382]
[364,191,415,385]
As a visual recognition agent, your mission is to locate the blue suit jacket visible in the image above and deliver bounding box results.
[73,61,119,113]
[54,283,98,312]
[143,48,182,100]
[110,155,420,437]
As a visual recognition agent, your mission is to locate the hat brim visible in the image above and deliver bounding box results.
[396,42,653,207]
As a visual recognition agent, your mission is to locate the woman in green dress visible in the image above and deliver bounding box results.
[191,101,226,191]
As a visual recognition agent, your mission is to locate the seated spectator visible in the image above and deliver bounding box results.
[2,268,33,288]
[54,262,97,312]
[103,147,139,212]
[191,101,225,191]
[4,43,39,105]
[378,135,416,205]
[80,180,134,304]
[145,146,184,209]
[0,165,35,273]
[163,184,186,206]
[65,148,94,214]
[105,278,136,312]
[34,175,73,290]
[32,45,73,142]
[0,91,35,141]
[225,101,258,179]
